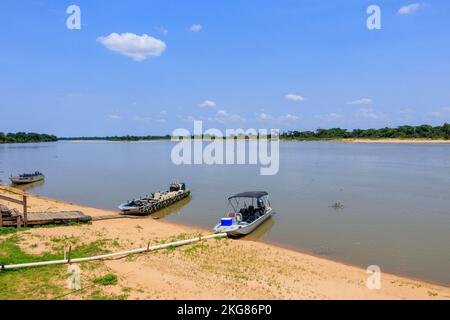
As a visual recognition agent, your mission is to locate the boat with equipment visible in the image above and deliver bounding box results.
[10,172,45,185]
[213,191,274,236]
[118,182,190,215]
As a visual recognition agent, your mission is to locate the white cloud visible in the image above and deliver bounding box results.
[259,113,302,122]
[97,33,166,61]
[280,114,303,121]
[285,94,305,102]
[133,116,166,123]
[316,113,345,122]
[355,108,385,120]
[210,110,245,123]
[190,24,203,32]
[258,113,274,121]
[427,111,442,118]
[347,98,373,105]
[427,107,450,118]
[399,108,414,114]
[199,100,217,108]
[398,3,424,15]
[180,115,203,123]
[155,26,168,36]
[108,114,121,120]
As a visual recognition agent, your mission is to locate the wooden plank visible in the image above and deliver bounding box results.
[0,195,24,206]
[23,195,28,227]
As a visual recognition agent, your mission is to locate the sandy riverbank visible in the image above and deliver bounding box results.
[0,185,449,300]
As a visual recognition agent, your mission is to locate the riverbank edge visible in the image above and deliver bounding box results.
[1,185,449,299]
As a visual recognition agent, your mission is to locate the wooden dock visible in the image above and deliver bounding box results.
[1,211,91,227]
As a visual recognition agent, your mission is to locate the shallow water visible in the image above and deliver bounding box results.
[1,141,449,285]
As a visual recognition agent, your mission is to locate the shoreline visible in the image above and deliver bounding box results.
[1,185,449,299]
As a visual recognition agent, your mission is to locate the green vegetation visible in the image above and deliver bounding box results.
[0,235,112,300]
[93,273,118,286]
[0,132,57,144]
[0,227,19,236]
[281,123,450,140]
[331,201,344,210]
[59,135,171,142]
[57,123,450,142]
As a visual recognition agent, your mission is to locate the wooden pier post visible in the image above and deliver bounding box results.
[23,195,28,227]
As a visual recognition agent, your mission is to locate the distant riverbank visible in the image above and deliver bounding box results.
[340,138,450,144]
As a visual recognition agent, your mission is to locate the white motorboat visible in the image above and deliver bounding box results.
[213,191,274,236]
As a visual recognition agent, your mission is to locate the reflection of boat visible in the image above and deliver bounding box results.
[150,196,192,220]
[118,182,190,215]
[213,191,274,237]
[10,172,45,185]
[241,216,275,241]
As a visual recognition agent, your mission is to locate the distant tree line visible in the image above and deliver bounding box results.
[0,132,58,144]
[59,135,171,141]
[281,124,450,140]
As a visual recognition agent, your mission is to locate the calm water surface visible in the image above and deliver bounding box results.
[1,141,449,285]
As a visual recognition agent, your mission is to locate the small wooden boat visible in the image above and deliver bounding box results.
[10,172,45,185]
[118,182,190,215]
[213,191,274,236]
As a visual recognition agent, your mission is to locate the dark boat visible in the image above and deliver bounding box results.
[10,172,45,185]
[118,182,190,215]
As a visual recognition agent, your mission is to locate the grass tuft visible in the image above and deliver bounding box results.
[93,273,118,286]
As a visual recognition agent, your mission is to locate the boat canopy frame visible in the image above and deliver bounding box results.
[227,191,270,213]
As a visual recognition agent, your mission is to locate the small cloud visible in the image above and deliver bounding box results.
[133,116,166,123]
[355,108,384,120]
[259,113,302,122]
[399,108,414,114]
[108,114,121,120]
[190,24,203,33]
[427,107,450,118]
[155,26,168,36]
[316,113,345,121]
[199,100,217,108]
[180,115,203,123]
[159,110,168,115]
[97,32,166,61]
[427,111,442,118]
[398,3,425,15]
[258,113,274,121]
[210,110,245,123]
[347,98,373,105]
[280,114,303,121]
[285,94,305,102]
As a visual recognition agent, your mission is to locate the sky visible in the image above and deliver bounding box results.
[0,0,449,136]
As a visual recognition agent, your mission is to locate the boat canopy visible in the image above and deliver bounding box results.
[228,191,268,200]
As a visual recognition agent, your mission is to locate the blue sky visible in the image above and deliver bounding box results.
[1,0,449,136]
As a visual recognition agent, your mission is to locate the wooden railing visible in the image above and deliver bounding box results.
[0,194,28,227]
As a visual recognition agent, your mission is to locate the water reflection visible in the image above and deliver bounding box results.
[241,216,275,241]
[149,196,192,220]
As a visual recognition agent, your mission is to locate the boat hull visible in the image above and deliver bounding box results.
[10,176,45,185]
[214,208,273,236]
[118,190,190,216]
